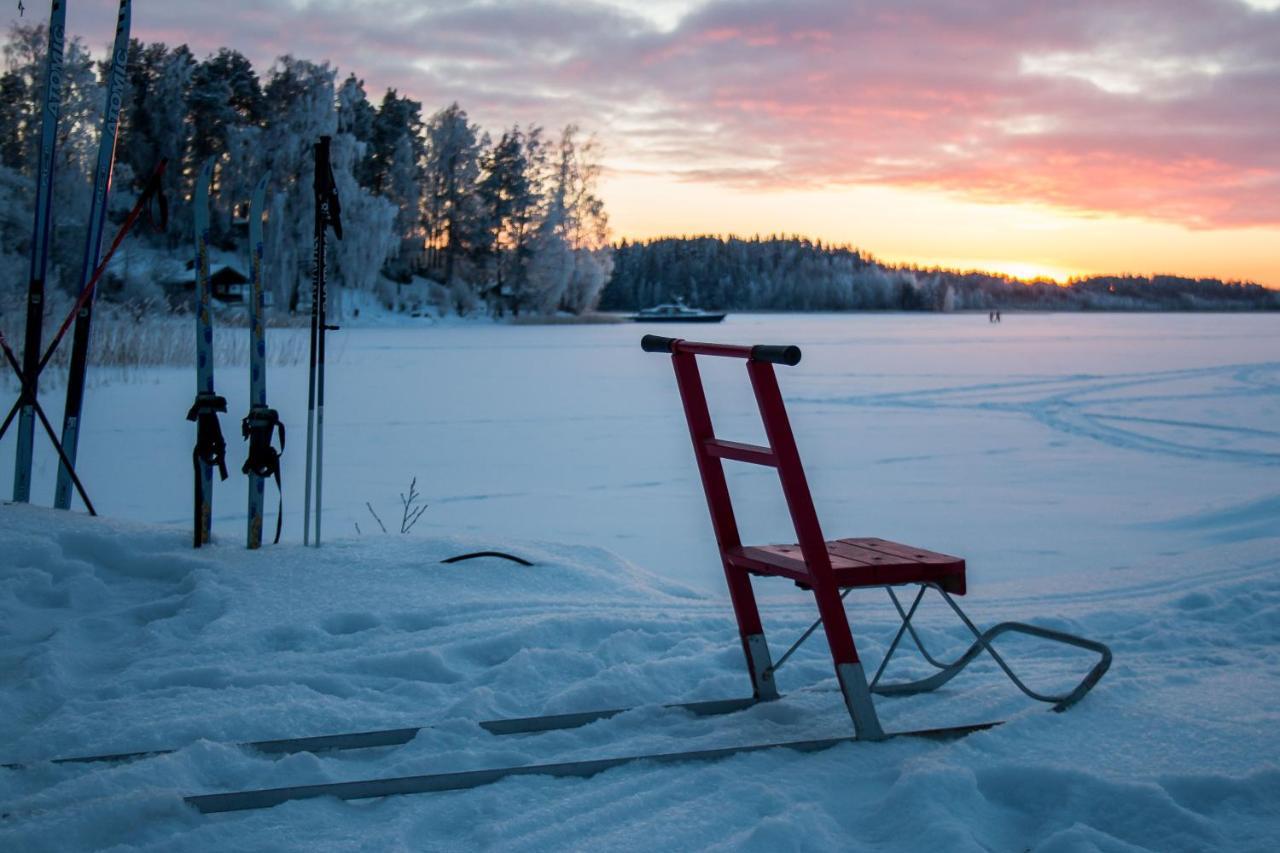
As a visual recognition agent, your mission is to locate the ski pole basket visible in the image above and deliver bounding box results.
[642,334,1111,739]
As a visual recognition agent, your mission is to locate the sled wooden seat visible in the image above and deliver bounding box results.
[727,538,966,594]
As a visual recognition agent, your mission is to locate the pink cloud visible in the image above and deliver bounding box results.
[54,0,1280,227]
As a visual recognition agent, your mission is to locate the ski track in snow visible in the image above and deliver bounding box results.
[2,314,1279,594]
[796,362,1280,466]
[0,506,1279,852]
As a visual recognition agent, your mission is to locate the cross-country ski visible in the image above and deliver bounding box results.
[241,173,283,548]
[11,0,64,504]
[1,3,1278,851]
[52,0,131,511]
[187,156,227,547]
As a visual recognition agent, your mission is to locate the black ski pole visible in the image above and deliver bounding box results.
[303,135,342,547]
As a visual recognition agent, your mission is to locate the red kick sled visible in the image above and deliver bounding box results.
[641,334,1110,740]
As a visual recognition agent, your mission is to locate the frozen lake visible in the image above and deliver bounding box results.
[2,312,1278,594]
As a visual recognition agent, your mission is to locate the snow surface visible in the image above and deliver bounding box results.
[2,313,1279,850]
[1,507,1278,851]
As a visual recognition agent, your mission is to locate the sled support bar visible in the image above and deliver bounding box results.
[186,720,1000,814]
[869,585,1112,712]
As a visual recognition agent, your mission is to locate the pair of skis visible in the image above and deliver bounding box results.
[189,163,283,549]
[0,158,169,516]
[9,0,131,509]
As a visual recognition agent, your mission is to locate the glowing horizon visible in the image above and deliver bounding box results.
[602,172,1280,286]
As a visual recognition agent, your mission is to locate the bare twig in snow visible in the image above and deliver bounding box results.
[399,476,428,534]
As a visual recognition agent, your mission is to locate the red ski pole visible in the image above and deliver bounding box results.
[0,159,168,439]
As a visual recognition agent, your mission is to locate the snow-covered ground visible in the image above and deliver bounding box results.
[2,313,1279,850]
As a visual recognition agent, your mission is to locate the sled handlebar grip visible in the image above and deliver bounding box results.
[749,344,802,366]
[640,335,802,366]
[641,334,678,354]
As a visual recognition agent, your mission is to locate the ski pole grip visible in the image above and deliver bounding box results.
[641,334,678,354]
[750,344,802,366]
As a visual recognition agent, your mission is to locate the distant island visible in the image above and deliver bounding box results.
[601,236,1279,313]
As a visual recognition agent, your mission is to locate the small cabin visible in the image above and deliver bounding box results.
[163,261,273,308]
[209,265,251,302]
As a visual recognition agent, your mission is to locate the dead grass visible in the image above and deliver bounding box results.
[507,312,627,325]
[1,297,306,388]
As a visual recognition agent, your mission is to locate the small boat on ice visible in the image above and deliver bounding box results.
[630,300,726,323]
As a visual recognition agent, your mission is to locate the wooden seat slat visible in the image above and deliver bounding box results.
[840,538,961,565]
[826,540,905,566]
[734,537,965,594]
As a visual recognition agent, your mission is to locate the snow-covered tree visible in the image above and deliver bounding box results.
[0,26,619,317]
[525,203,573,314]
[362,88,423,280]
[476,125,546,314]
[422,102,483,286]
[260,56,337,311]
[186,49,264,245]
[327,133,397,304]
[547,126,611,314]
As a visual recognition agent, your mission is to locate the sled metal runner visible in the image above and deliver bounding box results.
[186,719,999,815]
[6,696,765,769]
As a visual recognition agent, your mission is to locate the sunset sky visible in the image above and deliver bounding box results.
[47,0,1280,285]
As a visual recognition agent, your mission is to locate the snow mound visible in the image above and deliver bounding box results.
[2,505,1279,851]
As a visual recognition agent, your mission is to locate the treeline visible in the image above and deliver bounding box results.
[0,24,611,317]
[600,237,1279,312]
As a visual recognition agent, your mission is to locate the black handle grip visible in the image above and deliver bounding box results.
[751,344,802,366]
[641,334,678,354]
